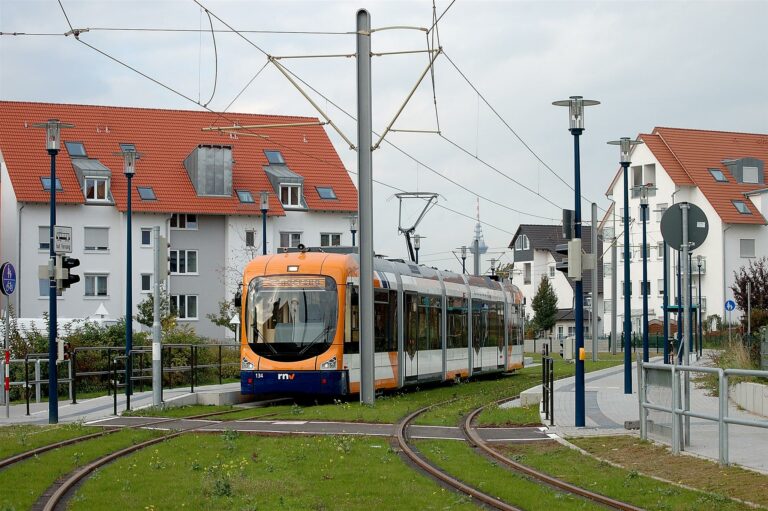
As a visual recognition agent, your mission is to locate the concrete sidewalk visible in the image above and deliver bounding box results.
[545,356,768,474]
[0,382,242,425]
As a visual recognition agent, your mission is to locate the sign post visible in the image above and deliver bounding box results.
[1,261,17,418]
[725,299,736,343]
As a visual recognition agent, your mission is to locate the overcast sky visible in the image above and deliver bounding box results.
[2,0,767,272]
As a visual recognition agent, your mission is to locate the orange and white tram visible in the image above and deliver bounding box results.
[239,249,525,396]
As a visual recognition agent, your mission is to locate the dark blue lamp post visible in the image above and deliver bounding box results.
[121,148,137,400]
[349,215,358,247]
[32,119,73,424]
[260,192,269,256]
[607,137,643,394]
[553,96,599,428]
[696,255,703,357]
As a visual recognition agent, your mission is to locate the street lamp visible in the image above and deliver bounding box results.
[490,258,497,277]
[608,136,644,394]
[460,246,467,274]
[349,215,358,247]
[634,183,657,363]
[696,255,703,358]
[413,234,423,264]
[120,147,138,401]
[260,192,269,256]
[553,95,599,428]
[32,119,73,424]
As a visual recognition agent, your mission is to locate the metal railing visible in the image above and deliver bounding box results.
[639,361,768,466]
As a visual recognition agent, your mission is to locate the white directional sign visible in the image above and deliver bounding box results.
[54,226,72,254]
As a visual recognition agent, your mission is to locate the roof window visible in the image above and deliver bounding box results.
[708,168,728,182]
[137,186,156,200]
[316,186,337,200]
[237,190,254,203]
[41,177,63,191]
[65,141,87,158]
[264,150,285,165]
[119,143,136,153]
[732,200,751,214]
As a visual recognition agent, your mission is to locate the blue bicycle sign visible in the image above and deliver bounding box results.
[0,262,16,296]
[725,299,736,312]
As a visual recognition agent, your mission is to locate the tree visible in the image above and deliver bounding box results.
[531,276,558,336]
[207,299,239,333]
[730,256,768,328]
[495,262,513,280]
[135,289,176,331]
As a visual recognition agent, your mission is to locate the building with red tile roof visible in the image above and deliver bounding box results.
[601,127,767,337]
[0,101,358,337]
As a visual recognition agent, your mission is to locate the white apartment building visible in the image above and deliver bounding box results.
[0,101,358,338]
[601,127,767,336]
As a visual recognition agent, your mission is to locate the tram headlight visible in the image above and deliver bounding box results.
[320,357,337,370]
[241,358,255,370]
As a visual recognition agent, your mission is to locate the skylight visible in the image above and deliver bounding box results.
[120,143,136,153]
[316,186,337,200]
[65,141,87,158]
[137,186,156,200]
[708,168,727,182]
[237,190,254,203]
[733,200,751,214]
[264,150,285,165]
[40,177,63,191]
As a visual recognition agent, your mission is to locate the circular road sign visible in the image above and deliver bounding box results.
[660,202,709,251]
[0,262,16,296]
[725,300,736,312]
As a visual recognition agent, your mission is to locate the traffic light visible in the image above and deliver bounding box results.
[60,256,81,289]
[555,239,582,280]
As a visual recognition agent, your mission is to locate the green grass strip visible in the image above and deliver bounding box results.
[417,439,603,510]
[0,424,100,460]
[0,428,163,511]
[122,404,234,418]
[69,433,480,510]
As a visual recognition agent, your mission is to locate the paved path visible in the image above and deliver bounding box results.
[85,415,552,442]
[542,354,768,473]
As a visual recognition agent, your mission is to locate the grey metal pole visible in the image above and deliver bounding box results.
[681,203,691,446]
[356,9,375,406]
[152,226,162,406]
[592,202,598,361]
[611,211,617,355]
[747,281,751,337]
[473,238,480,276]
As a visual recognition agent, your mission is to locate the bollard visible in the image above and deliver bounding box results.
[548,358,554,426]
[68,359,73,402]
[542,357,548,417]
[71,350,78,404]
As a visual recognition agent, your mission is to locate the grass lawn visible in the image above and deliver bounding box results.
[0,423,100,460]
[477,402,541,426]
[122,404,235,418]
[495,441,754,511]
[417,439,603,510]
[572,436,768,509]
[0,428,162,511]
[68,432,480,511]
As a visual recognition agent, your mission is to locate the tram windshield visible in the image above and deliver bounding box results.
[246,275,338,361]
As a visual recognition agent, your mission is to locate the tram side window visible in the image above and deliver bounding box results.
[374,290,397,352]
[390,291,398,352]
[345,285,360,354]
[488,302,504,348]
[429,296,442,350]
[472,300,487,349]
[417,295,429,350]
[405,293,418,354]
[447,297,467,349]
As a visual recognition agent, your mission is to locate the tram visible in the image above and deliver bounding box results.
[239,248,525,396]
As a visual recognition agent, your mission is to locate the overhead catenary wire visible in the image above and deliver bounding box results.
[223,60,269,112]
[201,8,218,108]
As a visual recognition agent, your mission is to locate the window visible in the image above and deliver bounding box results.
[603,262,611,276]
[264,150,285,165]
[40,177,62,191]
[514,234,529,250]
[137,187,156,200]
[85,274,108,297]
[657,279,664,296]
[549,265,555,278]
[524,263,531,285]
[657,241,664,260]
[656,203,668,222]
[700,297,707,313]
[119,143,136,153]
[170,250,198,274]
[245,230,256,247]
[316,187,337,200]
[280,232,302,249]
[65,141,87,157]
[280,184,301,207]
[141,274,152,293]
[320,233,341,247]
[38,278,49,297]
[740,239,756,258]
[743,166,759,184]
[237,190,254,203]
[709,168,728,182]
[141,228,152,246]
[631,165,643,190]
[39,226,50,250]
[641,280,651,297]
[84,227,109,251]
[171,295,198,319]
[622,281,633,297]
[170,214,198,229]
[604,300,612,313]
[568,326,576,337]
[84,177,110,202]
[733,200,751,215]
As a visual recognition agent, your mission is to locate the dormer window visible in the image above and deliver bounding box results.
[85,176,110,202]
[743,166,759,184]
[280,184,301,207]
[65,141,87,158]
[265,150,285,165]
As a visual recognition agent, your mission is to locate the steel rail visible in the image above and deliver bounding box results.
[395,401,524,511]
[462,399,644,511]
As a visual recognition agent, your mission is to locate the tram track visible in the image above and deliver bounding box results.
[461,398,644,511]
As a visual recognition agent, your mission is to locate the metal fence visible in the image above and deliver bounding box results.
[639,361,768,466]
